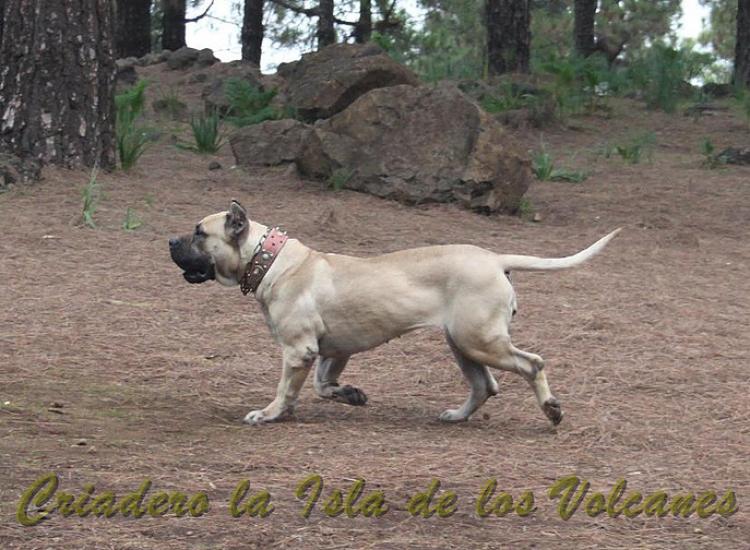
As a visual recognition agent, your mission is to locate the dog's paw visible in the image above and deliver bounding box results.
[543,397,563,426]
[438,409,469,423]
[332,385,368,406]
[243,410,268,425]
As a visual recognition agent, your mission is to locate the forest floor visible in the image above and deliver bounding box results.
[1,71,749,548]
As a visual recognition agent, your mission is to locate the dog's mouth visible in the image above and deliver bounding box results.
[169,236,216,285]
[182,265,216,284]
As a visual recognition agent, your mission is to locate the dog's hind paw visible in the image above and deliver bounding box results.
[438,409,469,422]
[543,398,563,426]
[332,385,368,406]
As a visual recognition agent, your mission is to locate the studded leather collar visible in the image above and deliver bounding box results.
[239,227,288,295]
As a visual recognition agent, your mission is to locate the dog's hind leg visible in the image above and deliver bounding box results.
[449,324,562,426]
[314,356,368,406]
[439,333,499,422]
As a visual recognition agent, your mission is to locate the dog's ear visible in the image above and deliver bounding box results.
[226,199,249,241]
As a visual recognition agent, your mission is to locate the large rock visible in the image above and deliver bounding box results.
[276,42,420,122]
[295,83,530,213]
[167,47,200,70]
[230,119,313,166]
[201,61,266,115]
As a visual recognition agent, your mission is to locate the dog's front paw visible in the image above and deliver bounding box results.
[438,409,469,423]
[332,385,368,406]
[543,397,563,426]
[243,410,269,425]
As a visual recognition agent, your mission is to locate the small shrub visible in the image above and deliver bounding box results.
[116,81,150,170]
[81,168,100,228]
[700,138,725,169]
[188,110,224,154]
[518,198,534,219]
[122,207,143,231]
[328,168,354,191]
[532,147,588,182]
[613,132,656,164]
[153,87,187,120]
[224,78,281,127]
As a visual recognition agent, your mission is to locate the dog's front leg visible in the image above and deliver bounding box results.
[243,344,317,425]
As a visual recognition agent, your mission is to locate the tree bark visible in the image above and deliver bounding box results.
[573,0,596,57]
[241,0,264,65]
[115,0,151,58]
[162,0,186,51]
[736,0,750,86]
[0,0,117,170]
[0,0,5,47]
[354,0,372,43]
[317,0,335,48]
[486,0,530,75]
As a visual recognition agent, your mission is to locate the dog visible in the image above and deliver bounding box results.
[169,200,620,426]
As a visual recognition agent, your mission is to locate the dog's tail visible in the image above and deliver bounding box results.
[498,228,621,272]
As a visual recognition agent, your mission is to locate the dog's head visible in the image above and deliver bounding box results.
[169,200,250,286]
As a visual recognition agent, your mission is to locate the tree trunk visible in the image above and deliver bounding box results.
[0,0,117,170]
[354,0,372,43]
[486,0,530,75]
[115,0,151,58]
[241,0,264,65]
[736,0,750,86]
[317,0,335,48]
[0,0,5,47]
[162,0,186,51]
[573,0,596,57]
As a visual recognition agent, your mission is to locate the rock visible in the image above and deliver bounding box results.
[115,57,138,87]
[296,83,530,213]
[166,46,200,70]
[717,147,750,165]
[0,153,42,187]
[189,72,208,84]
[208,161,222,170]
[201,63,265,115]
[276,42,420,122]
[702,82,733,98]
[158,49,173,63]
[230,119,314,166]
[152,97,188,120]
[196,48,219,67]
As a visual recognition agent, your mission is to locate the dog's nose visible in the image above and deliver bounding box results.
[169,238,179,249]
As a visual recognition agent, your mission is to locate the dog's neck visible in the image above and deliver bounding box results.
[237,221,305,297]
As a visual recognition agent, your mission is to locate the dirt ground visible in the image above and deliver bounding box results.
[1,84,749,548]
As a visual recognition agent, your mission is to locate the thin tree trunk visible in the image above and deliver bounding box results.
[486,0,530,75]
[241,0,264,65]
[573,0,596,58]
[162,0,186,51]
[0,0,116,170]
[736,0,750,86]
[0,0,5,47]
[115,0,151,58]
[317,0,335,48]
[354,0,371,43]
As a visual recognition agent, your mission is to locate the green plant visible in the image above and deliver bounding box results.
[187,109,225,153]
[153,87,187,120]
[700,138,725,169]
[328,168,354,191]
[116,81,150,170]
[613,132,656,164]
[224,78,281,127]
[532,147,588,182]
[122,207,143,231]
[81,168,101,228]
[518,198,534,219]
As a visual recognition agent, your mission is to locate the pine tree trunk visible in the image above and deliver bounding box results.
[0,0,117,170]
[0,0,5,47]
[354,0,372,43]
[241,0,264,65]
[115,0,151,58]
[736,0,750,86]
[573,0,596,58]
[317,0,335,48]
[162,0,186,51]
[486,0,530,75]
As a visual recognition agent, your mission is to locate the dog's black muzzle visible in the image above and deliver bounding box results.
[169,236,216,284]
